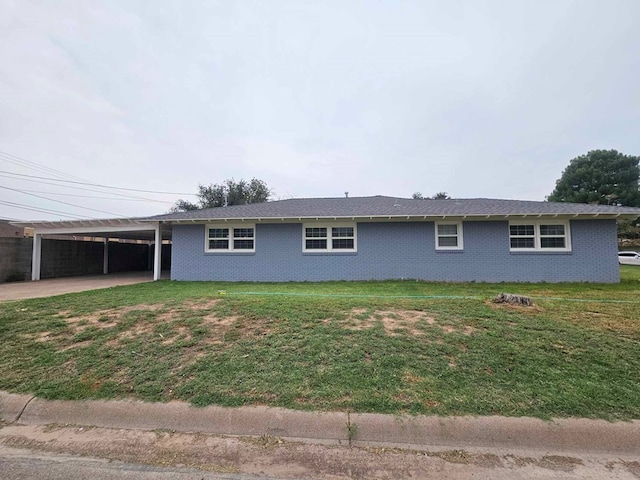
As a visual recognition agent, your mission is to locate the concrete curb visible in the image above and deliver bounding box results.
[0,392,34,422]
[2,391,639,454]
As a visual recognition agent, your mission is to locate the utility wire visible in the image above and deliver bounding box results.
[0,200,92,219]
[17,189,174,202]
[0,173,175,204]
[0,150,90,183]
[0,170,198,195]
[0,185,124,216]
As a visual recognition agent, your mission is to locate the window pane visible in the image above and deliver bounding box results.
[305,227,327,238]
[510,238,534,249]
[332,227,354,238]
[541,237,565,248]
[305,239,327,249]
[540,225,565,236]
[234,239,254,250]
[208,228,229,239]
[510,225,534,236]
[438,224,458,236]
[233,228,254,238]
[209,239,229,249]
[332,238,354,249]
[438,236,458,247]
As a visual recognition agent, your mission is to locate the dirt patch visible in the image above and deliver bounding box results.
[623,460,640,478]
[537,455,583,472]
[344,309,473,337]
[62,304,164,334]
[430,449,502,468]
[485,300,544,313]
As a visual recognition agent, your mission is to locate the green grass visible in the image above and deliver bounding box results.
[1,266,639,419]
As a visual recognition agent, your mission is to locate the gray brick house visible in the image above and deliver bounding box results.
[146,196,640,283]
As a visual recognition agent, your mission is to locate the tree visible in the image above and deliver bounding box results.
[412,192,451,200]
[548,150,640,207]
[431,192,450,200]
[172,178,271,212]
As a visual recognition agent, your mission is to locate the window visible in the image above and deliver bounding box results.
[435,222,463,250]
[303,224,357,252]
[205,224,255,252]
[509,221,570,252]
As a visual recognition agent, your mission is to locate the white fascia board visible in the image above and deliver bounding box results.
[33,223,158,235]
[161,212,637,223]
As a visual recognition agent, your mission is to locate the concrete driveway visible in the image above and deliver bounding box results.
[0,271,167,302]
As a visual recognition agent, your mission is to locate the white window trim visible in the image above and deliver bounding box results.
[302,223,357,253]
[204,224,256,253]
[509,220,572,252]
[435,221,464,251]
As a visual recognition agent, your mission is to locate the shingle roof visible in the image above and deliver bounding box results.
[144,196,640,221]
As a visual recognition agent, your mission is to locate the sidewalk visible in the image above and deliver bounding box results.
[1,391,639,455]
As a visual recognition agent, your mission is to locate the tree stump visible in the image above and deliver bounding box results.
[492,293,534,306]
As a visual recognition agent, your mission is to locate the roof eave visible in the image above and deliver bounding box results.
[139,212,634,224]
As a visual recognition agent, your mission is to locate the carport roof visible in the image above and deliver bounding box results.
[11,218,172,241]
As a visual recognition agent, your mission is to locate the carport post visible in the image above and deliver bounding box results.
[103,238,109,275]
[31,233,42,281]
[153,222,161,281]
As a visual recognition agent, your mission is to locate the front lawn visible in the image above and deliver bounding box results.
[1,266,639,419]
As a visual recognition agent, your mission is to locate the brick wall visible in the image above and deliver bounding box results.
[170,220,620,283]
[0,237,33,282]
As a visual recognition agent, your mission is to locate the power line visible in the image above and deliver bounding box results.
[0,173,174,204]
[0,185,124,216]
[17,189,175,202]
[0,200,93,219]
[0,170,198,195]
[0,150,90,184]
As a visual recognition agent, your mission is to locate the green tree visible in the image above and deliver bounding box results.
[172,178,271,212]
[431,192,450,200]
[412,192,451,199]
[548,150,640,206]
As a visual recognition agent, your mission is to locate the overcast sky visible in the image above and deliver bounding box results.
[1,0,639,221]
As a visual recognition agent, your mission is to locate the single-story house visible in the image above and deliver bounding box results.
[16,196,640,283]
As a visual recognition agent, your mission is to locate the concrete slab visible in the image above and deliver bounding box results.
[0,392,34,422]
[19,398,349,443]
[0,271,166,302]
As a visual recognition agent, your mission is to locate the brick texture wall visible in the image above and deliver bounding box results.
[170,219,620,283]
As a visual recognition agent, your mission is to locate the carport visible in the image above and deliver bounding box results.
[14,219,172,281]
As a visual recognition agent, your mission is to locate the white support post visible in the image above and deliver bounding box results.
[103,238,109,275]
[153,223,161,281]
[31,233,42,281]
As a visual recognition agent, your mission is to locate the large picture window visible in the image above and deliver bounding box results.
[509,221,571,252]
[205,224,255,252]
[435,222,463,250]
[303,224,357,252]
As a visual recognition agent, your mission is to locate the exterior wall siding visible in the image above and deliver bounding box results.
[170,220,620,283]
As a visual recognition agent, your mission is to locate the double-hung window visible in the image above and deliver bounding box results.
[435,222,463,250]
[303,224,357,252]
[509,221,570,252]
[205,224,255,252]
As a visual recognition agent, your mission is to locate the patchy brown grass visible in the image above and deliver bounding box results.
[342,308,474,337]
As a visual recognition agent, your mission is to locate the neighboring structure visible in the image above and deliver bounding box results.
[14,196,640,283]
[0,219,27,238]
